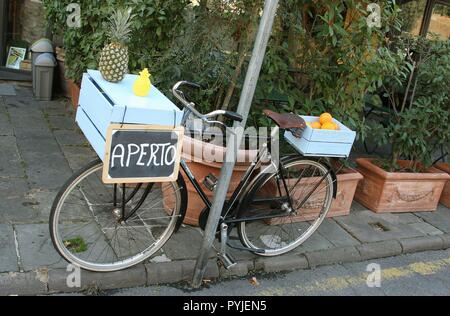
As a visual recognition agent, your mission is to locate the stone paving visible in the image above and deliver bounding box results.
[0,82,449,295]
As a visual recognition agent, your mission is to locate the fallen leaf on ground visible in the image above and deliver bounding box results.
[249,277,260,287]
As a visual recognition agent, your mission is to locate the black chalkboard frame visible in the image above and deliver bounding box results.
[102,124,185,184]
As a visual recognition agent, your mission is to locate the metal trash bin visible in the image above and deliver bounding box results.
[34,53,57,101]
[30,38,54,95]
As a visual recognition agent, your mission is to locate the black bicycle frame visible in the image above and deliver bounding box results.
[180,143,269,220]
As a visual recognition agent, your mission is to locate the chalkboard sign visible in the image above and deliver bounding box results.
[102,124,184,184]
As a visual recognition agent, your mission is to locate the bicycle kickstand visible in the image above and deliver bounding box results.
[217,223,237,270]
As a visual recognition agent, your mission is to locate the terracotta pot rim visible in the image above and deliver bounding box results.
[337,167,364,181]
[435,162,450,174]
[182,135,258,168]
[356,158,450,180]
[181,155,250,171]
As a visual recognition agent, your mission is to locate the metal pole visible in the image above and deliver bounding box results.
[192,0,279,288]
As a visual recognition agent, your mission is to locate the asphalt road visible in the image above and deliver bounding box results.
[106,249,450,296]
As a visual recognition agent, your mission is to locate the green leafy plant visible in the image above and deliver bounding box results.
[64,237,87,253]
[43,0,190,84]
[368,34,450,172]
[154,0,402,131]
[153,0,264,114]
[252,0,402,133]
[44,0,407,144]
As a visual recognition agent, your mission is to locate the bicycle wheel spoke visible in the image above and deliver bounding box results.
[239,159,333,256]
[51,160,183,272]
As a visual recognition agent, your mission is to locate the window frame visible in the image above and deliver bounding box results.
[0,0,7,66]
[419,0,450,36]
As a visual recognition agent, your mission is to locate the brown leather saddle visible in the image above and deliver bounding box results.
[263,109,306,129]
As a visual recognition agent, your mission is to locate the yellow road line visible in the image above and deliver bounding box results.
[254,257,450,295]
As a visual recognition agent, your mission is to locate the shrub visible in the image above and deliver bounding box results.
[253,0,402,133]
[368,34,450,171]
[44,0,404,138]
[153,0,402,132]
[43,0,190,83]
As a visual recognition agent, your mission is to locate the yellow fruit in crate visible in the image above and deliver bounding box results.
[320,113,333,125]
[321,122,337,130]
[333,123,340,130]
[133,68,152,97]
[311,122,322,129]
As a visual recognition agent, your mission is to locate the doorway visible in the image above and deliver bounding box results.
[0,0,32,81]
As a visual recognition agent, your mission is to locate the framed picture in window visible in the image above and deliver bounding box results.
[5,46,27,69]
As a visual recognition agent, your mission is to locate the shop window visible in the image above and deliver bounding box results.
[400,0,428,35]
[426,3,450,39]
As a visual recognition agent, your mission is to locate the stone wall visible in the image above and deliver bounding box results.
[19,0,46,44]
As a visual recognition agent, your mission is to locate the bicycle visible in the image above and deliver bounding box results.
[50,81,338,272]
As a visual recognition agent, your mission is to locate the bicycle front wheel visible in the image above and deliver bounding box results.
[237,158,334,256]
[50,159,186,272]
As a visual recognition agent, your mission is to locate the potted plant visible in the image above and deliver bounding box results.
[270,166,363,224]
[55,46,72,98]
[355,35,450,213]
[43,0,190,109]
[180,132,258,226]
[435,162,450,208]
[329,163,364,218]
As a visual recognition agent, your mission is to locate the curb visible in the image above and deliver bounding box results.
[1,234,450,296]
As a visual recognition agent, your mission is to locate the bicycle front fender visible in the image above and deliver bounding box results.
[174,173,189,233]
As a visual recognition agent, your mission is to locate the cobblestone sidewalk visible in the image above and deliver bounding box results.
[0,82,449,295]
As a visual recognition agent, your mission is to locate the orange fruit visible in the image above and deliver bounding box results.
[333,123,340,130]
[321,122,336,130]
[320,113,333,125]
[310,122,322,129]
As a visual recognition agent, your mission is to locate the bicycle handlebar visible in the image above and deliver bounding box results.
[172,81,243,123]
[172,81,205,120]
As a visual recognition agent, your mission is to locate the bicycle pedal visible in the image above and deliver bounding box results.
[203,174,218,191]
[218,253,237,270]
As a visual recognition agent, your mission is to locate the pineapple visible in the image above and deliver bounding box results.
[99,9,134,83]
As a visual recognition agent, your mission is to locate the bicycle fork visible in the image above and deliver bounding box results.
[217,223,237,270]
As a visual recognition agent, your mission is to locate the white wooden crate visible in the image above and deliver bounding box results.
[285,115,356,158]
[76,70,184,160]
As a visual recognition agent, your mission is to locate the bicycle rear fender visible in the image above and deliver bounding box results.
[320,160,338,199]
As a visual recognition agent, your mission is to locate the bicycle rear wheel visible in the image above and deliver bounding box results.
[50,159,186,272]
[237,158,334,256]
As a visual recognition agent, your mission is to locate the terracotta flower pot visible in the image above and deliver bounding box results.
[435,163,450,208]
[179,136,258,227]
[330,168,364,216]
[268,167,363,224]
[55,47,71,98]
[355,158,450,213]
[68,80,81,111]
